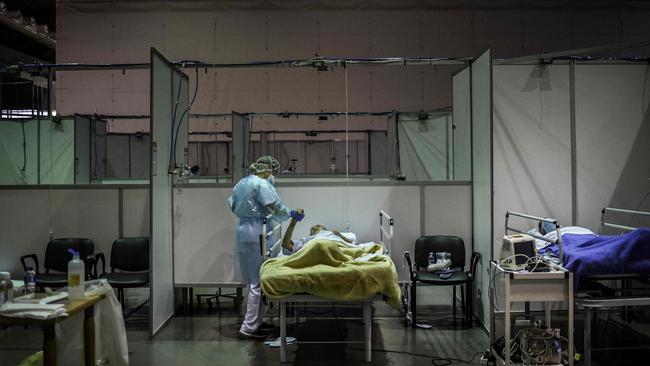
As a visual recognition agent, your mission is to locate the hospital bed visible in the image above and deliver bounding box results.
[259,210,397,363]
[504,208,650,366]
[505,208,650,286]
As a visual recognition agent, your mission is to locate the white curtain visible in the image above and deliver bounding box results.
[397,114,450,181]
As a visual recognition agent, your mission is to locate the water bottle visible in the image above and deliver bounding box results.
[67,249,85,301]
[428,252,436,267]
[0,272,13,304]
[24,267,36,295]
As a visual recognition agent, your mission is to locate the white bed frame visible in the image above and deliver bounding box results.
[504,210,564,262]
[260,213,284,258]
[264,210,395,363]
[599,207,650,233]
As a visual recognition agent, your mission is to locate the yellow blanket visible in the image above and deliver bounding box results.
[260,239,402,309]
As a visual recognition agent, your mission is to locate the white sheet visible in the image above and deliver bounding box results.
[530,226,595,250]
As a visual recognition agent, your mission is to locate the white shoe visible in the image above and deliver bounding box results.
[264,337,297,347]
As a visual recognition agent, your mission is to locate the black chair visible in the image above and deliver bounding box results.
[95,237,149,309]
[20,238,95,289]
[404,235,480,328]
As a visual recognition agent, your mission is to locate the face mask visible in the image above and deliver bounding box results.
[267,174,275,186]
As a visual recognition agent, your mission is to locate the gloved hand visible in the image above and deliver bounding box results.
[290,209,305,222]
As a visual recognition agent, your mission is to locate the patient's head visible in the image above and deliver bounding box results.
[310,224,328,235]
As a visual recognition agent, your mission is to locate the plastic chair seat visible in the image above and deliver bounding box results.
[99,272,149,288]
[35,273,68,288]
[416,270,469,285]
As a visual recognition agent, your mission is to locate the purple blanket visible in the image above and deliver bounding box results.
[541,228,650,286]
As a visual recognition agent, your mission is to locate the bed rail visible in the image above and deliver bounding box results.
[505,211,564,263]
[260,214,283,258]
[379,210,394,255]
[600,207,650,233]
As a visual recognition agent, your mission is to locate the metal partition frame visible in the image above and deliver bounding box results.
[231,111,251,182]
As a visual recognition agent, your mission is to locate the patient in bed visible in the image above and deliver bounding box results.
[528,219,595,250]
[281,210,357,255]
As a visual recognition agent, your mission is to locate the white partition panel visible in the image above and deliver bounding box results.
[173,187,239,285]
[0,189,52,274]
[452,68,472,181]
[173,184,442,284]
[493,65,572,240]
[424,185,473,267]
[470,49,493,327]
[50,189,119,260]
[150,48,188,337]
[0,188,147,276]
[277,185,421,270]
[123,188,150,238]
[575,65,650,231]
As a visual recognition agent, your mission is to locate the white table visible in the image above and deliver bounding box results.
[489,262,574,366]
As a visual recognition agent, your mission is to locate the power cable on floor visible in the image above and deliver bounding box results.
[348,348,483,365]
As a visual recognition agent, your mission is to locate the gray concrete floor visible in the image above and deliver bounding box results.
[3,286,648,365]
[0,286,489,366]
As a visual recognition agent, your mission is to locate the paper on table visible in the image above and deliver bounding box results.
[13,292,69,305]
[0,302,68,319]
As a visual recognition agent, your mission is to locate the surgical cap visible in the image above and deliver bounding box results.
[249,162,272,174]
[256,155,280,172]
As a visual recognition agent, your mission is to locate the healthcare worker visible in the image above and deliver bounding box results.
[228,158,304,339]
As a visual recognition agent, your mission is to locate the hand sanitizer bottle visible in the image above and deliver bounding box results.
[67,249,85,301]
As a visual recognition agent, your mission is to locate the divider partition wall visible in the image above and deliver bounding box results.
[172,182,472,287]
[469,49,493,328]
[150,48,189,337]
[487,58,650,333]
[492,61,650,241]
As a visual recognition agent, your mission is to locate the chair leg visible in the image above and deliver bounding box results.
[466,282,472,325]
[411,283,417,329]
[452,286,456,318]
[119,288,125,314]
[461,284,466,318]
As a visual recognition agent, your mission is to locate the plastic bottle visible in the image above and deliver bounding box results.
[24,267,36,295]
[0,272,13,304]
[67,249,85,301]
[428,252,436,267]
[0,275,6,306]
